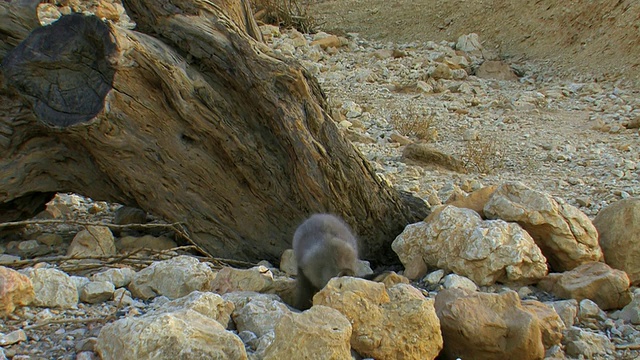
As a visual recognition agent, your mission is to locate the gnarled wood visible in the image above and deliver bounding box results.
[0,0,428,263]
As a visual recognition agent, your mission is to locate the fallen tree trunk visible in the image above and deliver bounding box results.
[0,0,428,263]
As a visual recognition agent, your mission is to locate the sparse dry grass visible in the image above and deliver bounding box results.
[390,112,438,141]
[461,137,505,174]
[252,0,317,33]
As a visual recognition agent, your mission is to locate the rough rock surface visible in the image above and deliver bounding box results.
[445,185,497,218]
[392,205,548,285]
[0,266,34,316]
[522,300,565,349]
[80,281,115,304]
[96,308,246,360]
[315,277,443,360]
[593,197,640,285]
[262,305,352,360]
[67,226,116,257]
[538,261,632,310]
[562,327,615,359]
[435,288,544,360]
[128,255,215,300]
[28,268,78,308]
[210,266,296,306]
[484,182,603,271]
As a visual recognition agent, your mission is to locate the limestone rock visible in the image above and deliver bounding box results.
[484,181,603,271]
[91,268,135,288]
[522,300,565,348]
[593,198,640,284]
[578,299,607,324]
[435,288,544,360]
[263,305,351,359]
[70,276,91,298]
[537,261,631,310]
[310,35,344,50]
[36,233,63,246]
[445,185,497,218]
[0,266,34,316]
[546,299,578,328]
[392,205,548,285]
[117,235,177,251]
[431,63,453,80]
[279,249,297,276]
[475,60,518,81]
[229,293,290,338]
[0,329,27,346]
[617,292,640,324]
[80,281,115,304]
[442,273,478,292]
[67,226,116,257]
[29,268,78,308]
[96,309,246,360]
[128,255,215,300]
[456,33,483,56]
[315,277,443,360]
[562,327,615,359]
[374,271,410,288]
[158,291,234,328]
[210,266,296,306]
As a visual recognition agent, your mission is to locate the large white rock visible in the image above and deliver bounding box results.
[262,305,352,360]
[484,181,603,271]
[314,277,443,360]
[392,205,548,285]
[96,309,246,360]
[593,198,640,285]
[128,255,215,300]
[435,288,544,360]
[29,268,78,308]
[97,291,241,359]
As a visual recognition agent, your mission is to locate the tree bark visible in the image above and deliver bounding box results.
[0,0,428,263]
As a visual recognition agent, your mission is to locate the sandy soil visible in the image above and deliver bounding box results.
[308,0,640,87]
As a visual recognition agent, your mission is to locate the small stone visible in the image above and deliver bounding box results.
[442,274,478,292]
[17,240,40,251]
[36,233,63,246]
[0,330,26,346]
[431,63,453,80]
[29,268,78,308]
[462,129,479,141]
[80,281,116,304]
[423,269,445,285]
[91,268,135,288]
[279,249,297,276]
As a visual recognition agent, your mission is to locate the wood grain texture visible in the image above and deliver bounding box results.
[0,0,428,263]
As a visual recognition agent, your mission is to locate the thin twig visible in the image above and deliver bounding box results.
[23,316,112,331]
[0,219,181,230]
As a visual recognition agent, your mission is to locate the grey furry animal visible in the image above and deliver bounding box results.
[292,213,358,310]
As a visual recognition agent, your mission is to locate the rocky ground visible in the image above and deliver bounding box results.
[2,1,640,359]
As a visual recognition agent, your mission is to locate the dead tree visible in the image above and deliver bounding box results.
[0,0,428,263]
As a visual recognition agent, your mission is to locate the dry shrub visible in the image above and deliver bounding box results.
[461,137,505,174]
[252,0,317,33]
[390,112,438,141]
